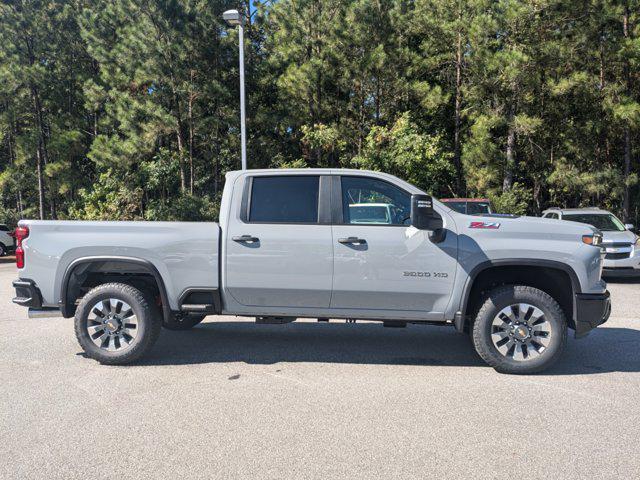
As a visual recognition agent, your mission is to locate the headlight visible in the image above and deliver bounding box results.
[635,236,640,247]
[582,234,602,246]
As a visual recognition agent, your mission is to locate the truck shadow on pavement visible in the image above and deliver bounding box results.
[137,321,640,375]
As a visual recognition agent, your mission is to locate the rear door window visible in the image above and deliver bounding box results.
[249,176,319,223]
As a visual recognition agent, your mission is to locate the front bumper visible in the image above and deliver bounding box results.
[574,290,611,338]
[602,266,640,278]
[602,245,640,275]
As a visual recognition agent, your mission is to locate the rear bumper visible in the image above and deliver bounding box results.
[12,279,42,308]
[574,290,611,338]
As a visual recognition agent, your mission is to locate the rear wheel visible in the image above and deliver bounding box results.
[74,283,162,365]
[0,243,6,256]
[472,285,567,374]
[162,314,206,331]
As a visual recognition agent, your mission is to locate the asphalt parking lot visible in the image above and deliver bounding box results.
[1,259,639,480]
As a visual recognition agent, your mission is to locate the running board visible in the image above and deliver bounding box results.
[180,304,212,312]
[28,308,62,319]
[256,316,296,324]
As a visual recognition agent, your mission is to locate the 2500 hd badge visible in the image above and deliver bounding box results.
[403,271,449,278]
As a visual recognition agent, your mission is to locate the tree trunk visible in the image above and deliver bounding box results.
[175,123,186,193]
[375,78,381,126]
[503,109,516,192]
[188,70,195,195]
[622,5,632,222]
[17,189,23,216]
[454,29,463,195]
[623,126,631,221]
[31,87,47,220]
[533,178,541,213]
[26,33,49,220]
[35,147,45,220]
[213,157,219,197]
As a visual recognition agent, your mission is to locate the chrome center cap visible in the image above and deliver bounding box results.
[512,324,530,341]
[104,316,121,333]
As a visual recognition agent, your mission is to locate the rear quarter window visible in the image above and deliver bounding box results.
[248,176,319,223]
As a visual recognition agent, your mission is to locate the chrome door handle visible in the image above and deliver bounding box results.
[338,237,366,245]
[232,235,259,243]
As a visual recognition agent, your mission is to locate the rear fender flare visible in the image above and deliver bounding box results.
[59,256,171,322]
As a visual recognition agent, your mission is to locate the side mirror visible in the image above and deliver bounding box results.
[411,194,443,231]
[624,223,634,231]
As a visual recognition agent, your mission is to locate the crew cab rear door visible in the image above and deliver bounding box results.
[225,174,333,308]
[330,175,457,318]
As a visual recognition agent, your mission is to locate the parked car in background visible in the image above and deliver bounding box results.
[440,198,493,215]
[0,224,15,256]
[542,207,639,277]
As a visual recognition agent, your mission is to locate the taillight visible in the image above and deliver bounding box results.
[15,225,29,269]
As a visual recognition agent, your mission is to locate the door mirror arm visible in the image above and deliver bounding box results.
[429,228,447,244]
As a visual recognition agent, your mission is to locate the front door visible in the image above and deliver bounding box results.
[225,174,333,308]
[330,175,457,317]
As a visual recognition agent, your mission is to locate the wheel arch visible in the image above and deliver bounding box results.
[458,259,580,332]
[60,256,171,323]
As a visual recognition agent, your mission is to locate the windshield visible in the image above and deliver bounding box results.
[443,202,466,213]
[467,202,492,215]
[443,201,492,215]
[563,213,626,232]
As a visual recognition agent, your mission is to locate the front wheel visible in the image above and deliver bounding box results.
[472,285,567,374]
[74,283,162,365]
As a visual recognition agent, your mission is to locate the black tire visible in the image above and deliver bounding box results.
[0,243,6,256]
[162,314,206,331]
[74,283,162,365]
[472,285,567,374]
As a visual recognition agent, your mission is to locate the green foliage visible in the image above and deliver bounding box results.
[0,201,19,227]
[144,194,219,222]
[489,183,532,215]
[68,171,143,220]
[0,0,638,223]
[353,113,455,195]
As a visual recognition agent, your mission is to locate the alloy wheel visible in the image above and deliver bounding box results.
[86,298,139,352]
[490,303,552,361]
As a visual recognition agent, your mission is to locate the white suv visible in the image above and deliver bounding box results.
[542,207,639,277]
[0,224,15,256]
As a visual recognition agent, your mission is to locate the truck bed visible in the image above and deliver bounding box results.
[18,220,220,311]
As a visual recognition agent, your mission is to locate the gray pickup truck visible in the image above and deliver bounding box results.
[12,169,611,373]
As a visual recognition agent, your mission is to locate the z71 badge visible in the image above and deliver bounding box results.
[469,221,500,229]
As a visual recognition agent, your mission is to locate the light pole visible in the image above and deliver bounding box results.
[223,9,247,170]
